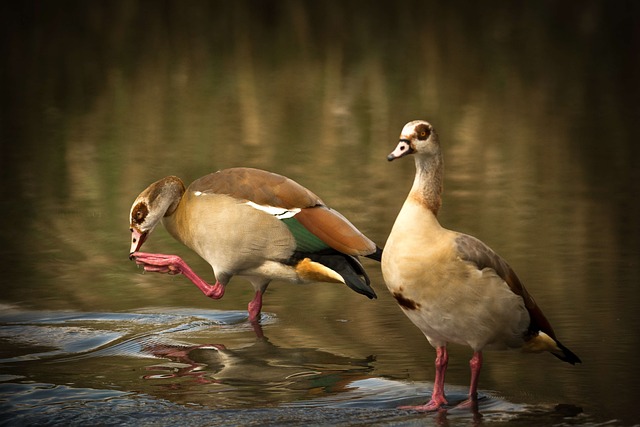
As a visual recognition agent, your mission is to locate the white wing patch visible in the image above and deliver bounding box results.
[245,201,300,219]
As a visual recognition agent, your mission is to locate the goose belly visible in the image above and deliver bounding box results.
[166,194,296,275]
[384,245,529,351]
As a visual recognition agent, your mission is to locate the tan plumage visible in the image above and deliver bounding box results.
[129,167,381,322]
[382,120,580,411]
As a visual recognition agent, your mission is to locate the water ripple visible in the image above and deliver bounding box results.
[0,308,598,426]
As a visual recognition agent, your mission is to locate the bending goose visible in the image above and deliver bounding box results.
[129,167,381,322]
[382,120,580,411]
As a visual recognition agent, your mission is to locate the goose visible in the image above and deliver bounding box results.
[129,167,381,322]
[382,120,580,411]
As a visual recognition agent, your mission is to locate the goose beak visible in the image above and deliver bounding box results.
[387,139,413,161]
[129,228,148,258]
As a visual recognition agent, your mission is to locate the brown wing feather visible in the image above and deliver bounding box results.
[188,167,323,208]
[189,167,377,257]
[296,206,377,256]
[455,234,556,339]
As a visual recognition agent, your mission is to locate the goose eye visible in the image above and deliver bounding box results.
[129,228,133,233]
[131,202,149,225]
[416,127,431,140]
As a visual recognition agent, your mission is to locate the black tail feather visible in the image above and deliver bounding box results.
[552,340,582,365]
[365,246,383,262]
[293,250,377,299]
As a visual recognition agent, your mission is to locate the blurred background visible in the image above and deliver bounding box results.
[0,1,638,425]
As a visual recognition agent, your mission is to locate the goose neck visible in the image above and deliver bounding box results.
[409,154,443,215]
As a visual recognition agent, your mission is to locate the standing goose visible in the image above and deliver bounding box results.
[129,167,381,322]
[382,120,580,411]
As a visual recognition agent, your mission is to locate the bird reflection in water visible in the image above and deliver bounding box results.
[139,323,375,401]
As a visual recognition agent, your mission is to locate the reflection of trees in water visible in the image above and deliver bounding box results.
[3,0,635,305]
[0,3,638,421]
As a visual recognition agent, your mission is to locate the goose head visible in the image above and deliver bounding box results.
[129,176,185,256]
[387,120,444,214]
[387,120,440,161]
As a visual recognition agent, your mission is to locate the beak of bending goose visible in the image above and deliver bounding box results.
[128,167,382,324]
[381,120,581,412]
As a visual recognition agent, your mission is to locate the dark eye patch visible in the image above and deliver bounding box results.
[131,202,149,225]
[416,123,431,140]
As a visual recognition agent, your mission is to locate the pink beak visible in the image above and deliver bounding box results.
[130,228,148,257]
[387,139,413,161]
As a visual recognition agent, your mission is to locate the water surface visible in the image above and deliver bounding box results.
[1,1,638,425]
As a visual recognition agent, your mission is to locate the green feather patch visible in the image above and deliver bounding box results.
[281,217,329,252]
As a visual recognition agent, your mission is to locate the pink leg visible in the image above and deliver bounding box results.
[455,351,483,409]
[468,351,482,399]
[400,346,449,411]
[247,290,263,323]
[132,252,225,299]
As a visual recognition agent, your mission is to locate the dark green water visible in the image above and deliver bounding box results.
[1,1,638,425]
